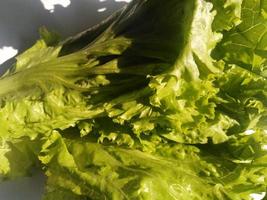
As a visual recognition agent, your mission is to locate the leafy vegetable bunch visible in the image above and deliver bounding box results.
[0,0,266,199]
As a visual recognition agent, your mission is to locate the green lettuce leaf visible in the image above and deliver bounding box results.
[213,0,267,77]
[208,0,243,31]
[215,64,267,132]
[0,0,196,142]
[76,0,234,146]
[0,0,266,199]
[39,131,212,200]
[38,129,267,200]
[0,0,233,146]
[0,138,42,180]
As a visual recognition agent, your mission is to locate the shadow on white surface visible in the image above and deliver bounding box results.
[0,172,46,200]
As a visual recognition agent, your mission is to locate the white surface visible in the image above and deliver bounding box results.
[250,193,266,200]
[0,0,127,199]
[0,46,18,65]
[40,0,71,13]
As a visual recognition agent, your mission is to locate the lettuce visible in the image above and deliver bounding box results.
[0,0,266,199]
[38,129,267,200]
